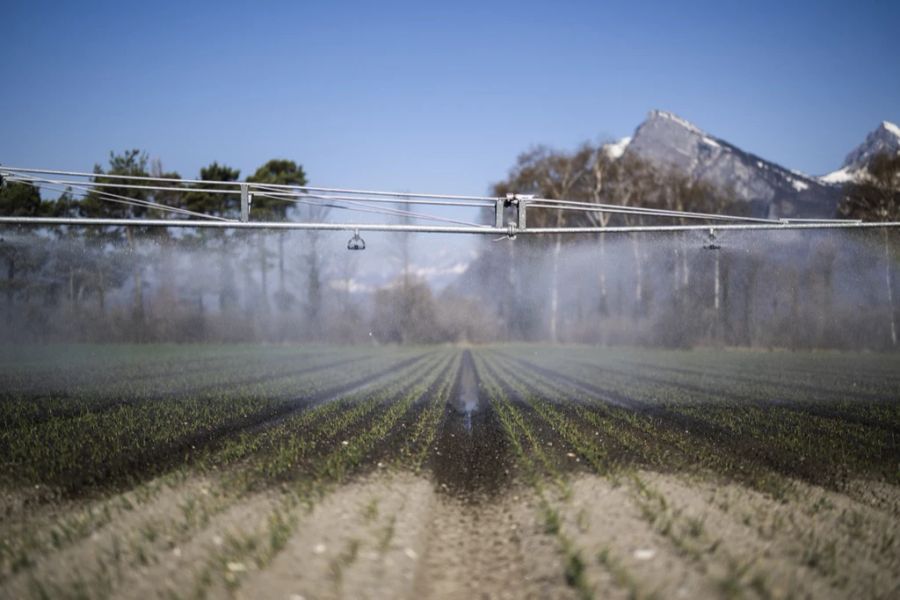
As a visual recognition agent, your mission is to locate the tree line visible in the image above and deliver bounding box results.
[456,142,900,350]
[0,145,897,349]
[0,151,322,342]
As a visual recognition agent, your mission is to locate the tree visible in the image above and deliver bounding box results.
[147,160,183,336]
[488,137,745,345]
[595,156,655,322]
[838,153,900,222]
[246,159,307,220]
[0,181,42,216]
[80,149,150,218]
[183,162,241,217]
[182,163,241,324]
[371,276,443,343]
[246,159,310,321]
[838,152,900,347]
[0,181,46,329]
[492,144,594,342]
[78,151,152,333]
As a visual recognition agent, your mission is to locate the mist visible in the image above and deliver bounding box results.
[1,225,897,351]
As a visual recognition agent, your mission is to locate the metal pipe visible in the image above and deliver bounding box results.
[520,222,900,234]
[2,216,898,235]
[250,186,495,208]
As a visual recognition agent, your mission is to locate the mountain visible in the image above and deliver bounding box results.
[821,121,900,184]
[614,110,842,218]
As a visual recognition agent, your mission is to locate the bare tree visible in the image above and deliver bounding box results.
[839,153,900,347]
[493,144,593,342]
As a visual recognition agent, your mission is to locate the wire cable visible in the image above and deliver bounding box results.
[0,166,498,205]
[525,198,780,224]
[526,202,773,224]
[5,174,233,222]
[5,172,487,226]
[253,193,490,228]
[6,174,233,222]
[249,184,495,208]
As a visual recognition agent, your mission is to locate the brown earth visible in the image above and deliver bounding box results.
[2,469,898,599]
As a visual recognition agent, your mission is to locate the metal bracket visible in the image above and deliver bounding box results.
[240,184,250,223]
[505,193,533,231]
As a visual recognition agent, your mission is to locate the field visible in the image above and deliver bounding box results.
[1,344,898,600]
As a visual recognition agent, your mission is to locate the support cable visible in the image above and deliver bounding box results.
[0,164,869,228]
[525,198,779,224]
[0,166,497,205]
[253,192,490,228]
[4,174,233,222]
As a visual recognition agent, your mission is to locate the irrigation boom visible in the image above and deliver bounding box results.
[1,216,899,235]
[2,165,898,241]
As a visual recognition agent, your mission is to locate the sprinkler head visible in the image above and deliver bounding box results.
[347,230,366,251]
[703,228,721,251]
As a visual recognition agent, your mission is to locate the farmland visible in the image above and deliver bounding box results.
[1,344,898,599]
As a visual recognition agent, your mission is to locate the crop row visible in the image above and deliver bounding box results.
[476,351,814,597]
[125,351,458,597]
[490,348,898,490]
[398,351,462,471]
[0,344,323,391]
[523,349,900,443]
[0,346,401,426]
[205,350,455,489]
[0,350,459,581]
[503,344,900,399]
[0,348,437,491]
[472,352,597,598]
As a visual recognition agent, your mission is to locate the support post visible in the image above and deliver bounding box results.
[494,199,505,229]
[516,195,532,231]
[240,184,250,222]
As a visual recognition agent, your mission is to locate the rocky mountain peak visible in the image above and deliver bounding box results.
[821,120,900,184]
[841,120,900,171]
[623,110,836,218]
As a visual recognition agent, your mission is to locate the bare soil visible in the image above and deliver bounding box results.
[2,346,898,599]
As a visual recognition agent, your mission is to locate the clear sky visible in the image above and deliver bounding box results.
[2,0,898,197]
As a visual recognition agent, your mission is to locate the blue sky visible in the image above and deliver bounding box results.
[2,0,898,197]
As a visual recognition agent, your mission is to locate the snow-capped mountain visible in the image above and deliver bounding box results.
[821,121,900,184]
[609,110,841,218]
